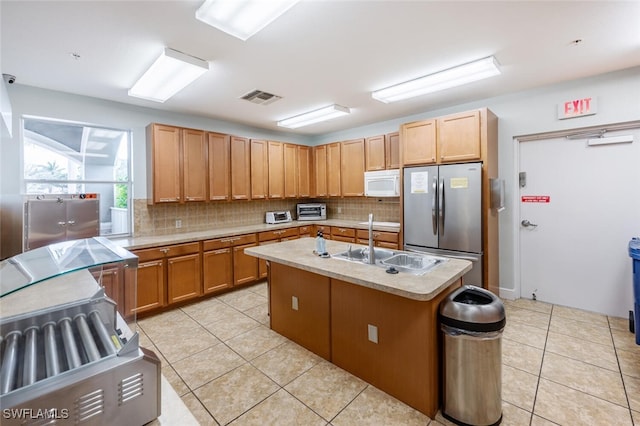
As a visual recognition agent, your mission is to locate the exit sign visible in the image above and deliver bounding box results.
[558,97,597,120]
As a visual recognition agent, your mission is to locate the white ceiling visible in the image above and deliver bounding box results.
[1,1,639,136]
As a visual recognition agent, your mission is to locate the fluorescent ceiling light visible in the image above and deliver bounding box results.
[372,56,501,103]
[128,48,209,103]
[196,0,300,41]
[277,104,351,129]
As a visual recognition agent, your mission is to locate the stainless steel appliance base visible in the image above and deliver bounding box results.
[1,347,160,425]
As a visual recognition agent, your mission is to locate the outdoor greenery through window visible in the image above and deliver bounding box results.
[22,116,132,235]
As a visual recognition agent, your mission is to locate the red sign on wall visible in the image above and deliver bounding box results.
[558,97,597,120]
[522,195,550,203]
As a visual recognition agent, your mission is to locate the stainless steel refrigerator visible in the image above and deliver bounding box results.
[403,162,483,286]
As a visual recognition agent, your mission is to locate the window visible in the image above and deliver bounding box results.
[22,117,132,236]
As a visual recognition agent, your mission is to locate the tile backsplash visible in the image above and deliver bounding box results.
[133,197,400,237]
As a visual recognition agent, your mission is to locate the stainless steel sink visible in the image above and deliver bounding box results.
[380,253,445,275]
[332,246,396,263]
[332,247,446,275]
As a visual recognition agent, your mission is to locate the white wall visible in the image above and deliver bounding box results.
[311,66,640,296]
[2,67,639,294]
[0,85,312,200]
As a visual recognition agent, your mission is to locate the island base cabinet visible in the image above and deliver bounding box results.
[269,263,331,360]
[330,278,461,418]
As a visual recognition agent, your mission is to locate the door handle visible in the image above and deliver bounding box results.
[521,220,538,228]
[431,177,438,236]
[439,178,445,236]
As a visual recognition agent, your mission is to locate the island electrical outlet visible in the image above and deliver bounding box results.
[367,324,378,344]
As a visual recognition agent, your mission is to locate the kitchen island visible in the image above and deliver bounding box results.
[245,238,471,418]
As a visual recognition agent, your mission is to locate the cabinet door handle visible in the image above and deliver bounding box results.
[159,248,169,254]
[212,248,229,254]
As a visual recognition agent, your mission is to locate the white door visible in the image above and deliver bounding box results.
[519,128,640,317]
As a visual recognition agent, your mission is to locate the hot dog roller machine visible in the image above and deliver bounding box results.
[0,237,160,425]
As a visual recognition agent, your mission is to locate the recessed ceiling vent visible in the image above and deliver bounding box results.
[240,89,282,106]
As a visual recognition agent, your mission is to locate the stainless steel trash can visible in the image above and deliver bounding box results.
[439,285,506,426]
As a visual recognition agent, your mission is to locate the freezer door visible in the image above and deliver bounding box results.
[403,166,438,249]
[24,199,67,250]
[66,198,100,241]
[438,162,482,253]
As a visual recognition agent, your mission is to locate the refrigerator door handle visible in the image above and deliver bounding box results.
[439,178,445,236]
[431,176,438,235]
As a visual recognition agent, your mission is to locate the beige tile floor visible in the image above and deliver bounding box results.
[137,282,640,425]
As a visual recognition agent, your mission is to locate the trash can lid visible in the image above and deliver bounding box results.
[439,285,506,332]
[630,238,640,260]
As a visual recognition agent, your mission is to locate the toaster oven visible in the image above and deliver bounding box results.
[297,203,326,221]
[265,211,292,224]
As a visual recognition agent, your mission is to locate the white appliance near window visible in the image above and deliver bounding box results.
[364,169,400,197]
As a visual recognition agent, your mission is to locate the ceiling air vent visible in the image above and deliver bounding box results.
[240,89,282,106]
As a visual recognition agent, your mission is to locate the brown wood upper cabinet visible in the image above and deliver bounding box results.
[231,136,251,200]
[437,110,481,163]
[284,143,298,198]
[182,129,207,202]
[327,142,342,197]
[247,139,266,199]
[386,132,400,169]
[314,145,328,197]
[341,138,365,197]
[147,124,207,204]
[147,124,180,204]
[208,132,231,201]
[365,135,385,171]
[297,145,312,198]
[267,141,284,199]
[401,109,482,166]
[365,132,399,171]
[401,119,437,166]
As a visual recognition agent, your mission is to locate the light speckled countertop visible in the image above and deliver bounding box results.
[111,219,400,251]
[245,238,471,301]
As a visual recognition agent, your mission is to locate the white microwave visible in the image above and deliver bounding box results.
[364,169,400,197]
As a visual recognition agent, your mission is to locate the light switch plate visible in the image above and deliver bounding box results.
[292,296,298,311]
[367,324,378,344]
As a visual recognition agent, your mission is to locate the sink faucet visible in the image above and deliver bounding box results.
[368,213,375,264]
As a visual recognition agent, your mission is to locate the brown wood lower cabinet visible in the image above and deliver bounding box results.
[268,262,461,418]
[356,229,400,250]
[299,225,313,237]
[314,225,331,240]
[258,228,300,278]
[234,242,258,286]
[331,226,355,242]
[202,247,233,294]
[129,242,200,315]
[94,265,128,318]
[167,252,201,304]
[203,234,259,291]
[331,278,458,417]
[269,262,331,360]
[129,259,164,316]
